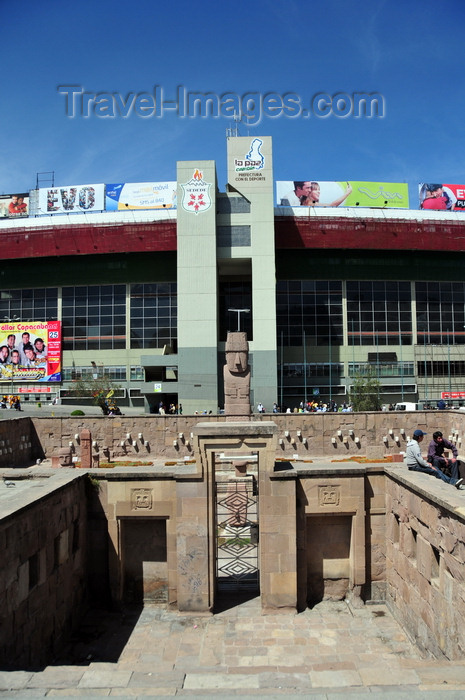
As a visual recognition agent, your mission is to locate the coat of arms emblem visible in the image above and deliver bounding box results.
[180,169,212,214]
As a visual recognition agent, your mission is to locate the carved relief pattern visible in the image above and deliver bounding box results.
[318,485,340,507]
[131,488,153,510]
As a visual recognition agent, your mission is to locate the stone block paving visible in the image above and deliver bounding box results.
[1,597,465,698]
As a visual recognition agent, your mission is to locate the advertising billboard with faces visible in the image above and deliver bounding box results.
[0,321,61,383]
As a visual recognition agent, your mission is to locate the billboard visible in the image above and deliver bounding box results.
[0,321,62,383]
[106,182,177,210]
[228,136,272,191]
[441,391,465,400]
[419,183,465,211]
[0,193,29,218]
[277,181,409,208]
[38,184,105,214]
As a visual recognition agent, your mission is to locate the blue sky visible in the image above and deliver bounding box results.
[2,0,465,203]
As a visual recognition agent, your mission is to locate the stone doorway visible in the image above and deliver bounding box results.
[215,477,259,594]
[120,518,168,604]
[306,515,352,606]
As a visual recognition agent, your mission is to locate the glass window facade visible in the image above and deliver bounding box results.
[130,366,145,381]
[346,281,412,346]
[62,285,126,350]
[219,281,253,340]
[0,288,58,321]
[416,282,465,344]
[276,281,343,346]
[349,362,414,377]
[130,283,177,350]
[283,363,344,378]
[62,365,127,381]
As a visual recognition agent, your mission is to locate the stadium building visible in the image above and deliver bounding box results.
[1,135,465,413]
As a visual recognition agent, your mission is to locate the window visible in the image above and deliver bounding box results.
[130,366,145,381]
[347,281,411,346]
[130,283,177,350]
[276,281,343,346]
[349,362,414,378]
[283,363,344,378]
[416,281,465,344]
[62,285,126,350]
[62,366,127,381]
[0,288,58,321]
[219,281,252,340]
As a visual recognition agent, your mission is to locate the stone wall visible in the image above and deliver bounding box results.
[29,411,465,461]
[103,475,179,607]
[0,473,88,669]
[284,467,369,610]
[3,414,465,666]
[385,466,465,660]
[0,416,36,467]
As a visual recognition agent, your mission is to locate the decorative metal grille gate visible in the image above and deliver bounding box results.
[216,478,259,591]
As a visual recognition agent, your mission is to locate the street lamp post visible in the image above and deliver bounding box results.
[424,330,428,404]
[329,323,332,404]
[399,313,404,401]
[228,308,250,333]
[351,318,355,372]
[447,329,451,397]
[303,329,307,404]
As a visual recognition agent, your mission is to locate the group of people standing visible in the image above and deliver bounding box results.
[0,332,47,370]
[157,401,182,415]
[257,400,352,414]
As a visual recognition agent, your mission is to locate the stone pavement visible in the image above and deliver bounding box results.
[1,596,465,698]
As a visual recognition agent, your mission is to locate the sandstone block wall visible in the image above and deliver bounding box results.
[385,470,465,659]
[0,416,35,467]
[296,471,367,608]
[29,411,465,461]
[0,475,88,669]
[364,470,388,601]
[103,476,178,607]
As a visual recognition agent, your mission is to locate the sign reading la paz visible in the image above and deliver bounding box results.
[231,137,268,185]
[234,138,265,172]
[180,169,212,214]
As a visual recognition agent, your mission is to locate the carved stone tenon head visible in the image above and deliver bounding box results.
[225,332,249,373]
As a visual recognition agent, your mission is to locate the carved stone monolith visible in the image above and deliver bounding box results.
[223,331,251,419]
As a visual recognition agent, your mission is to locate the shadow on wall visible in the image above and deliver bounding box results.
[51,605,144,666]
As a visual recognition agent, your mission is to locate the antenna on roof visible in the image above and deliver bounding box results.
[226,111,241,138]
[36,171,55,189]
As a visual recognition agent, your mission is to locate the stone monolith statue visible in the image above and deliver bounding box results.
[224,331,251,418]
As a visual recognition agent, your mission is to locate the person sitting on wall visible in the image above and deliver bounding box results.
[405,429,463,489]
[427,430,465,480]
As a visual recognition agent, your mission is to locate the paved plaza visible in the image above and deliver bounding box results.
[1,596,465,698]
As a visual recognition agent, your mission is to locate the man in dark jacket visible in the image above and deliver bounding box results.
[427,431,463,480]
[405,429,463,488]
